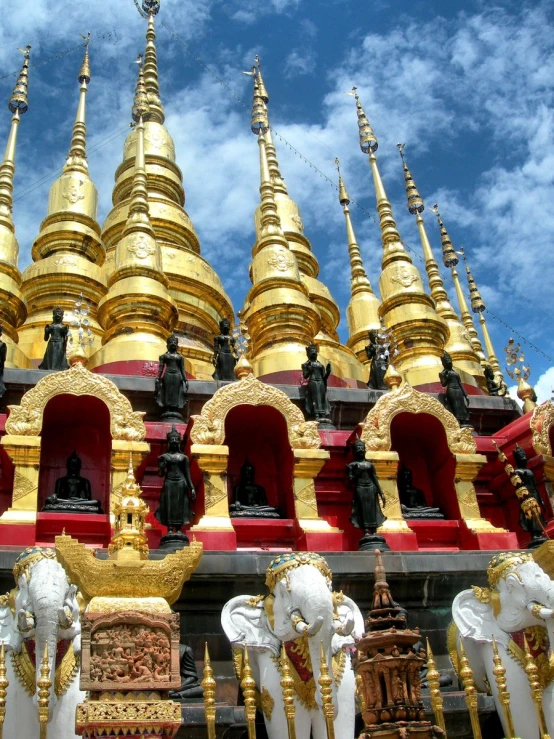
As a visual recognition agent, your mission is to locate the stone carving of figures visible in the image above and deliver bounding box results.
[346,438,389,551]
[0,325,6,398]
[302,343,333,426]
[439,352,471,426]
[156,426,195,549]
[365,330,389,390]
[39,307,69,371]
[156,333,188,422]
[513,444,548,548]
[212,318,237,381]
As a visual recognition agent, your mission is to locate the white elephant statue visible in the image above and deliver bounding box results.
[451,551,554,739]
[0,546,85,738]
[221,552,364,739]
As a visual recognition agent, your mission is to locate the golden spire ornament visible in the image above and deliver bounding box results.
[458,641,482,739]
[491,636,518,738]
[523,636,551,739]
[350,89,448,387]
[425,638,446,733]
[504,338,537,412]
[37,643,52,739]
[318,641,336,739]
[202,643,217,739]
[280,645,297,739]
[398,145,483,388]
[64,32,90,174]
[142,0,164,124]
[335,157,381,363]
[0,643,8,739]
[240,646,257,739]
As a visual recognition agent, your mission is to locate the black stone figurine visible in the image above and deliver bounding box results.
[439,352,471,427]
[0,325,6,399]
[229,459,281,519]
[39,307,69,371]
[513,444,548,549]
[365,330,389,390]
[212,318,237,382]
[156,426,195,550]
[347,438,389,551]
[302,343,334,428]
[484,365,505,397]
[397,463,444,520]
[156,334,189,422]
[43,450,103,514]
[168,645,204,701]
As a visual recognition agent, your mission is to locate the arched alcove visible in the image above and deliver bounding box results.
[391,412,458,520]
[38,394,111,511]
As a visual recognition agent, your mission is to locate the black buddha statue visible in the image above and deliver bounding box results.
[212,318,237,382]
[302,343,334,428]
[156,426,196,550]
[365,330,389,390]
[39,307,69,371]
[439,352,471,427]
[168,644,204,701]
[513,444,548,549]
[155,334,189,422]
[397,464,444,520]
[43,450,103,514]
[229,459,281,519]
[0,325,6,399]
[346,438,389,551]
[484,365,505,397]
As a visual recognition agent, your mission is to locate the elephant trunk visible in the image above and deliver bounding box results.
[297,596,337,716]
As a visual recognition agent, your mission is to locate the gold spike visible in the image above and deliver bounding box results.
[318,641,336,739]
[64,38,91,175]
[492,636,518,738]
[251,75,268,136]
[202,643,216,739]
[426,639,446,734]
[241,646,257,739]
[459,641,482,739]
[37,643,52,739]
[351,87,378,154]
[280,646,297,739]
[254,55,269,104]
[9,45,31,115]
[523,635,551,739]
[143,10,165,123]
[132,54,150,123]
[78,32,91,84]
[0,643,8,738]
[397,144,423,215]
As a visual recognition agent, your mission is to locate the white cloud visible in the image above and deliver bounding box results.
[284,49,316,77]
[534,367,554,405]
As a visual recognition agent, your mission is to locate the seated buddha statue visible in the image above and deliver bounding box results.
[168,645,204,701]
[397,464,443,520]
[43,450,103,514]
[229,460,281,519]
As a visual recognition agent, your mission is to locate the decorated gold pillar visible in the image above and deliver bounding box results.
[0,436,41,531]
[189,444,236,549]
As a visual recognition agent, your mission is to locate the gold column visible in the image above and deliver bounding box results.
[190,445,235,534]
[351,90,448,387]
[455,453,507,534]
[293,450,341,536]
[336,160,381,364]
[0,47,31,368]
[370,451,413,534]
[0,435,41,526]
[398,147,483,389]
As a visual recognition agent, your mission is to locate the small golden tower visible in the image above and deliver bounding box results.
[432,207,487,367]
[98,0,233,378]
[397,145,484,389]
[351,90,448,387]
[0,46,31,368]
[18,37,107,366]
[241,66,320,378]
[91,55,178,368]
[247,59,364,384]
[108,456,149,561]
[335,159,381,364]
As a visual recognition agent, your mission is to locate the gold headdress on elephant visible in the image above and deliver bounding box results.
[265,553,332,593]
[473,552,535,617]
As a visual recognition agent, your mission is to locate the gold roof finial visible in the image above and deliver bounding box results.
[350,86,378,154]
[397,143,423,214]
[64,35,91,175]
[9,45,31,115]
[127,54,152,224]
[143,0,164,124]
[335,157,350,205]
[78,32,91,84]
[254,54,269,104]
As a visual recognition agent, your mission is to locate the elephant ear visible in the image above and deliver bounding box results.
[452,588,509,649]
[222,595,280,657]
[0,592,18,650]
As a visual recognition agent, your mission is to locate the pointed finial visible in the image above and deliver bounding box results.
[78,33,91,84]
[335,157,350,205]
[384,363,402,390]
[431,204,458,267]
[426,638,446,732]
[132,54,149,122]
[143,3,165,124]
[397,143,424,215]
[349,86,378,154]
[372,550,395,610]
[460,249,486,313]
[202,643,217,737]
[254,55,269,104]
[9,45,31,115]
[250,69,268,135]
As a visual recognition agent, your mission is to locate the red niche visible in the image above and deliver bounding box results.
[0,441,14,519]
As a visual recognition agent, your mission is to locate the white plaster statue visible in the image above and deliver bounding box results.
[451,551,554,739]
[0,547,85,738]
[221,552,364,739]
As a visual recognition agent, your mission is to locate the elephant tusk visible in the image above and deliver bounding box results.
[293,615,323,636]
[334,613,354,636]
[528,602,554,620]
[58,606,74,629]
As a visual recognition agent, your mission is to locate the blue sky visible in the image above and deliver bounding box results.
[1,0,553,400]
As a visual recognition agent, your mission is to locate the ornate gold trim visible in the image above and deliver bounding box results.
[11,641,79,698]
[190,372,321,449]
[203,474,227,509]
[531,401,554,456]
[360,381,476,454]
[5,362,146,441]
[260,686,275,721]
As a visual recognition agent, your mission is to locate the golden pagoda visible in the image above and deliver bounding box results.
[248,60,365,385]
[352,90,448,387]
[398,145,484,389]
[18,38,107,366]
[0,47,31,368]
[336,159,381,364]
[95,1,233,378]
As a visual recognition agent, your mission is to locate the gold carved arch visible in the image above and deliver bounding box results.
[189,372,321,450]
[531,401,554,456]
[360,381,476,454]
[5,362,146,442]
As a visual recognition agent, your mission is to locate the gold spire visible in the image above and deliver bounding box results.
[108,455,150,561]
[143,2,165,124]
[461,248,506,389]
[432,207,487,367]
[351,89,448,387]
[397,146,483,388]
[335,158,380,362]
[64,34,91,175]
[0,47,31,367]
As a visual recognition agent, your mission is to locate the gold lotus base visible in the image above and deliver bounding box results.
[76,698,182,737]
